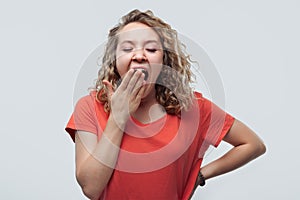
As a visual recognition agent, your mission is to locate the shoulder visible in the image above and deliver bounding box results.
[193,91,208,105]
[192,91,215,113]
[193,91,203,99]
[75,90,108,120]
[75,91,97,108]
[73,91,102,117]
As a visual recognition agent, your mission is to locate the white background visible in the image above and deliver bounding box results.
[0,0,299,199]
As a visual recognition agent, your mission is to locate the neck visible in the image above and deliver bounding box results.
[132,88,166,124]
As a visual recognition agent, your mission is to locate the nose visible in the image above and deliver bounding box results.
[132,49,147,62]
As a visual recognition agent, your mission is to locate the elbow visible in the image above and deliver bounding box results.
[258,141,267,156]
[76,171,102,200]
[252,140,267,159]
[81,185,101,200]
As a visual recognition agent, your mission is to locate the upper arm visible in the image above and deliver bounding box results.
[75,131,98,175]
[223,119,266,150]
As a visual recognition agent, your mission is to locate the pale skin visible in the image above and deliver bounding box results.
[74,22,266,200]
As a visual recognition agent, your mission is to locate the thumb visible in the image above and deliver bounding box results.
[102,80,114,97]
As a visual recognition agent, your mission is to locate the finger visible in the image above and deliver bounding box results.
[119,69,135,90]
[102,80,114,97]
[126,70,143,93]
[134,83,146,101]
[131,73,145,96]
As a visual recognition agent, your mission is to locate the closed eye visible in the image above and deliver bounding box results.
[122,48,133,52]
[146,48,157,53]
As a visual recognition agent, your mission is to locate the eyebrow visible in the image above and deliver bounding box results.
[119,40,161,45]
[144,40,160,45]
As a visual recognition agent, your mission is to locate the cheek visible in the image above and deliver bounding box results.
[149,53,163,65]
[116,54,131,76]
[149,54,163,77]
[149,64,163,82]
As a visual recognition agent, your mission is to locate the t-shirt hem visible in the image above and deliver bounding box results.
[65,123,97,143]
[214,115,235,147]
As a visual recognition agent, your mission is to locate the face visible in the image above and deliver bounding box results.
[115,22,164,98]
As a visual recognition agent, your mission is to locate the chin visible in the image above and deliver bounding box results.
[141,84,155,99]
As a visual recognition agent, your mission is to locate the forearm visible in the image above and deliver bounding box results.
[201,142,266,180]
[76,115,125,199]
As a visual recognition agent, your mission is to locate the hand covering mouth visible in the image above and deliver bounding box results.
[116,68,149,87]
[134,68,149,81]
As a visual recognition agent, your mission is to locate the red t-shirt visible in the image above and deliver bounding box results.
[65,91,235,200]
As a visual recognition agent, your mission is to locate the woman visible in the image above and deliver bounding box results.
[65,9,266,200]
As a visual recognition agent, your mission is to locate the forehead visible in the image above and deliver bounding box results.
[117,22,161,43]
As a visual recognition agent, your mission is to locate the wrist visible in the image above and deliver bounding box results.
[198,171,206,187]
[108,113,128,131]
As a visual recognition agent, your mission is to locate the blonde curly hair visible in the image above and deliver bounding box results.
[95,9,195,116]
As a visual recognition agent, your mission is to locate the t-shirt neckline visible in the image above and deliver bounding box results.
[130,114,168,127]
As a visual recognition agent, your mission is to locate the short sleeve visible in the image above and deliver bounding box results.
[65,94,98,142]
[196,92,235,147]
